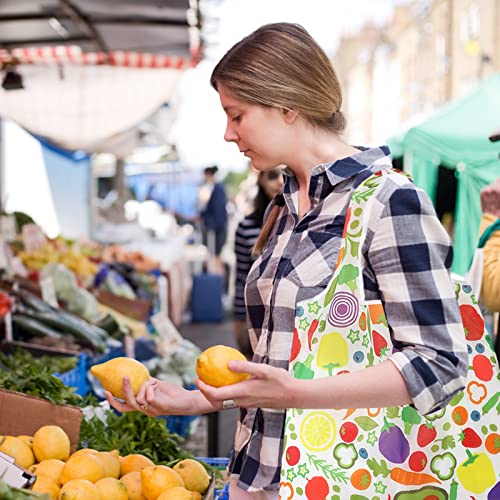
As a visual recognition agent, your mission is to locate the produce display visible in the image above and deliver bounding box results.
[1,424,211,499]
[0,224,231,498]
[0,350,81,406]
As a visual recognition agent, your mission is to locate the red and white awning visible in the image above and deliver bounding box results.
[0,45,197,69]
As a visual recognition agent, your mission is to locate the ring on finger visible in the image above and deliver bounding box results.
[140,403,151,411]
[222,399,237,410]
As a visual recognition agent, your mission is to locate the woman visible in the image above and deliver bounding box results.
[234,168,284,357]
[108,23,468,498]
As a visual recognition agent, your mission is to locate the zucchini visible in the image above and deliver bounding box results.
[12,314,63,339]
[13,289,53,312]
[21,310,105,351]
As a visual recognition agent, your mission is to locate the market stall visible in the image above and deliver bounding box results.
[388,73,500,275]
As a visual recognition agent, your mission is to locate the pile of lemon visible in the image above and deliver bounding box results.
[0,425,210,500]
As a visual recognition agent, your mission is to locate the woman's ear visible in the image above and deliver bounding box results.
[282,108,299,124]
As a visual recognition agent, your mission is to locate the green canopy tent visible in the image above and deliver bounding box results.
[389,73,500,275]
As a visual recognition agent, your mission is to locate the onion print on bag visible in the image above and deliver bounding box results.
[280,170,500,500]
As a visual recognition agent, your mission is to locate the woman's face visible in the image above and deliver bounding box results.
[218,84,293,171]
[259,169,284,199]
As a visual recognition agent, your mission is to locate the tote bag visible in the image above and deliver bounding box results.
[280,170,500,500]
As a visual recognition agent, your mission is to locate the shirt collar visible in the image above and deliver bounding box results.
[283,145,392,188]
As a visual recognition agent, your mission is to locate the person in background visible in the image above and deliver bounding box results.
[234,167,284,357]
[478,176,500,360]
[199,165,228,276]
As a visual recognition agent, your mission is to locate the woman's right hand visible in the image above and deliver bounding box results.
[105,377,205,417]
[481,177,500,217]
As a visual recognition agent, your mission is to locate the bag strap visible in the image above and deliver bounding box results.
[478,218,500,248]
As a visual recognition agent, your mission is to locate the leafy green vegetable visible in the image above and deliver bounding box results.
[0,349,77,375]
[80,409,195,466]
[0,362,81,406]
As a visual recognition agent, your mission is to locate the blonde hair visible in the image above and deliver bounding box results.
[210,22,345,132]
[211,23,346,254]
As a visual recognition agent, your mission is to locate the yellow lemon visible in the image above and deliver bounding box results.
[196,345,250,387]
[0,436,35,469]
[141,465,184,500]
[157,486,196,500]
[94,477,128,500]
[173,459,210,494]
[96,451,121,479]
[60,453,105,484]
[120,471,146,500]
[300,411,336,452]
[17,435,34,448]
[32,476,60,499]
[90,357,150,400]
[120,454,155,477]
[30,459,65,486]
[33,426,71,462]
[69,448,98,459]
[58,479,101,500]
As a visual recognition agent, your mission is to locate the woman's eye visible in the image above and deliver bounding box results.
[232,115,241,122]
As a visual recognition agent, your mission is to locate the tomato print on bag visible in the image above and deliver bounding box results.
[279,171,500,500]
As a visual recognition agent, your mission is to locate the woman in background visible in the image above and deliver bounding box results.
[199,165,228,276]
[234,168,284,357]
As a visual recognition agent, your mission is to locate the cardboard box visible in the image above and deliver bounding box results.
[0,389,83,452]
[94,289,151,322]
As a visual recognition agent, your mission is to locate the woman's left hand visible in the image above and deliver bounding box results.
[196,360,295,409]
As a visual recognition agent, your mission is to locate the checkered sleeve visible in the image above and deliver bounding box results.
[364,175,468,415]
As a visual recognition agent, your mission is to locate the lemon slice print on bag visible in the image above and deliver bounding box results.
[300,411,337,452]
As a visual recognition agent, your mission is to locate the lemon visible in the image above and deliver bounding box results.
[33,426,71,462]
[141,465,184,500]
[17,435,34,448]
[90,357,150,400]
[299,411,337,452]
[58,479,101,500]
[173,459,210,494]
[60,453,105,484]
[120,454,155,476]
[69,448,98,459]
[0,436,35,469]
[30,459,65,486]
[32,476,60,499]
[96,450,121,479]
[157,486,196,500]
[95,477,128,500]
[196,345,250,387]
[120,471,146,500]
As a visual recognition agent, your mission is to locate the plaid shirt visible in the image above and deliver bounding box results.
[229,146,468,493]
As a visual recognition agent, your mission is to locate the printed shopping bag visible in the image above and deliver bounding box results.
[280,171,500,500]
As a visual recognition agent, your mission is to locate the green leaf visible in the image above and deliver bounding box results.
[366,457,390,478]
[354,416,378,431]
[324,276,339,306]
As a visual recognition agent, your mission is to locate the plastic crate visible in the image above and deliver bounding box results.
[157,414,198,438]
[54,353,90,396]
[87,344,125,368]
[197,457,229,500]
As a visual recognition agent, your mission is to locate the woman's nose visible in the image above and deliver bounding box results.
[224,122,238,142]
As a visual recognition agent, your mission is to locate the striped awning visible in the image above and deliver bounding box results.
[0,45,198,69]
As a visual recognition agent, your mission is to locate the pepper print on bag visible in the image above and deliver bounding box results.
[279,171,500,500]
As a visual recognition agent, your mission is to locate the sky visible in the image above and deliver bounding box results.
[172,0,410,171]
